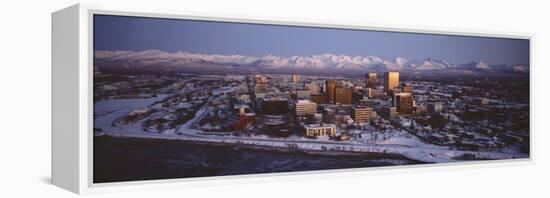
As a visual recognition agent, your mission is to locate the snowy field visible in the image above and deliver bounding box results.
[94,97,528,163]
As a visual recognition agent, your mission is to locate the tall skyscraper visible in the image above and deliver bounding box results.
[365,72,377,88]
[384,72,400,92]
[334,86,352,105]
[291,74,301,83]
[326,80,337,103]
[393,92,413,114]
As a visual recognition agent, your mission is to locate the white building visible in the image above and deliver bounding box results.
[480,97,490,105]
[429,101,444,113]
[304,124,336,137]
[314,113,323,121]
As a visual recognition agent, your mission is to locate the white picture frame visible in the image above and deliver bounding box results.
[52,3,534,194]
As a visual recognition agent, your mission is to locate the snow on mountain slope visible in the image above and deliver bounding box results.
[409,58,454,70]
[458,61,490,70]
[94,50,529,74]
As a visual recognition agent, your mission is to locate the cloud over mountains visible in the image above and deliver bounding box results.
[94,50,529,75]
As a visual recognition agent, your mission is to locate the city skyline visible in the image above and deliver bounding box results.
[92,14,530,183]
[94,15,530,66]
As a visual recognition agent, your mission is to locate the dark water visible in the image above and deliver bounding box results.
[93,136,422,183]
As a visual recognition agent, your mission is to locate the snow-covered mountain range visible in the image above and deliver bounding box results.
[94,50,529,74]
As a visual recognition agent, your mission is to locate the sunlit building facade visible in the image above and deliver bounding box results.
[384,71,400,92]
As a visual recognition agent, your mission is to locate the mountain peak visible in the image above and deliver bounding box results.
[461,60,489,69]
[94,50,528,75]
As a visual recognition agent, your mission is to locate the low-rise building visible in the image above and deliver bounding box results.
[233,113,256,130]
[353,106,374,124]
[238,94,251,103]
[428,101,444,113]
[314,113,323,121]
[228,105,256,130]
[296,100,317,116]
[480,97,490,105]
[415,105,428,115]
[304,124,337,137]
[386,106,398,118]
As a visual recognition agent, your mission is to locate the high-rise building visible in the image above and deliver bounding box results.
[384,72,400,92]
[291,74,301,83]
[402,83,413,93]
[295,100,317,116]
[353,106,374,124]
[326,80,337,103]
[365,72,377,88]
[311,94,328,104]
[334,86,352,105]
[393,92,414,114]
[305,81,320,94]
[261,97,289,115]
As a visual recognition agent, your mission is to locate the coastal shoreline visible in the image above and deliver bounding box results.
[94,133,426,163]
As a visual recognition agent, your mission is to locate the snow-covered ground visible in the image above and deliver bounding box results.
[94,95,169,134]
[94,97,528,164]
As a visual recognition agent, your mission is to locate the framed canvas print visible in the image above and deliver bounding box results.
[52,3,533,194]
